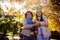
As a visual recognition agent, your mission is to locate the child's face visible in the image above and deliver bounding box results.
[36,12,41,17]
[26,13,32,18]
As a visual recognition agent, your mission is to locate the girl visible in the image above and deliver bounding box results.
[36,8,51,40]
[21,11,39,40]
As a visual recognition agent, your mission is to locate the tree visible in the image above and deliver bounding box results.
[50,0,60,32]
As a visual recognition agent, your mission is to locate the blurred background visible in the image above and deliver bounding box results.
[0,0,60,40]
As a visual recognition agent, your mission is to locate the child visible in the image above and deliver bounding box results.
[21,11,38,40]
[36,8,51,40]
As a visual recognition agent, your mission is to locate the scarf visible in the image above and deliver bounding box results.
[26,18,34,24]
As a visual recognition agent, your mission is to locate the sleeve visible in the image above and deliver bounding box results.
[23,20,34,29]
[39,16,48,26]
[43,16,48,25]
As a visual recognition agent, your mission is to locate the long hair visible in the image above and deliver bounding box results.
[36,12,44,21]
[25,11,33,18]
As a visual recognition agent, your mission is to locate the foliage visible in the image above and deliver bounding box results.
[48,0,60,32]
[0,7,23,36]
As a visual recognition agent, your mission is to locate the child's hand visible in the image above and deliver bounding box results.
[34,22,40,27]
